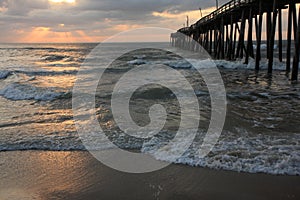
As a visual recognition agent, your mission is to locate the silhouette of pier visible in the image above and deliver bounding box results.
[171,0,300,81]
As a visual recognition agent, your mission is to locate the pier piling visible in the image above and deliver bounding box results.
[171,0,300,82]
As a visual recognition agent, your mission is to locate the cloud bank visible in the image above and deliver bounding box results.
[0,0,226,42]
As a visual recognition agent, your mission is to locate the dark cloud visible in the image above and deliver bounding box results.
[73,0,223,15]
[1,0,49,15]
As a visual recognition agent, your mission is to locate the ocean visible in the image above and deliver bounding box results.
[0,42,299,175]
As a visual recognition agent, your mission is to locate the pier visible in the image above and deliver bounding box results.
[171,0,300,81]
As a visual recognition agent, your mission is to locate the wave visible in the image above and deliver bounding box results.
[0,68,78,78]
[227,91,300,101]
[182,58,291,71]
[13,69,78,76]
[142,131,300,176]
[0,47,84,52]
[0,47,57,51]
[253,44,277,50]
[127,59,148,65]
[125,57,297,71]
[163,60,192,69]
[23,47,57,51]
[0,70,12,79]
[126,58,202,69]
[42,55,70,62]
[214,59,295,71]
[0,129,298,175]
[0,83,67,101]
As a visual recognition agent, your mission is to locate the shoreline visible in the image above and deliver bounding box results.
[1,151,299,200]
[0,149,299,177]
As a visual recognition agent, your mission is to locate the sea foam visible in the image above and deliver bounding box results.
[142,131,300,175]
[0,83,65,101]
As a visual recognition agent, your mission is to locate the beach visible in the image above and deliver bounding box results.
[1,0,300,199]
[0,151,299,200]
[0,42,300,199]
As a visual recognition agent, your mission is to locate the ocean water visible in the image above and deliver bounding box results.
[0,43,300,175]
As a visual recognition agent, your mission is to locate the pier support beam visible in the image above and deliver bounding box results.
[232,22,238,60]
[286,4,293,72]
[268,0,278,74]
[214,26,218,58]
[209,29,213,54]
[227,15,234,60]
[246,8,254,64]
[266,11,272,59]
[292,7,300,81]
[236,10,246,59]
[220,17,225,59]
[278,8,283,62]
[255,1,263,71]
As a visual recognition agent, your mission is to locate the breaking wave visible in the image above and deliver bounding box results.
[0,83,67,101]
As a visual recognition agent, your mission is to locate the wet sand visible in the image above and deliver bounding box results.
[0,151,299,200]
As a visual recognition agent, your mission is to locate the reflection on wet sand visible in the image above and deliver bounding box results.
[0,151,92,200]
[0,151,300,200]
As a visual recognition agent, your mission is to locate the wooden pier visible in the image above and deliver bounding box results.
[171,0,300,81]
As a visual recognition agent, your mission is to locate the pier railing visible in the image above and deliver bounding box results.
[180,0,255,33]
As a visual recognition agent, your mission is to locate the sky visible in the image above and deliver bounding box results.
[0,0,296,43]
[0,0,227,43]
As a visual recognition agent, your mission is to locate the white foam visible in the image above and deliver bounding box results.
[129,56,292,72]
[261,44,267,50]
[1,124,299,175]
[127,59,148,65]
[0,83,64,101]
[162,60,192,69]
[188,59,217,69]
[141,131,300,175]
[252,44,277,50]
[214,58,287,71]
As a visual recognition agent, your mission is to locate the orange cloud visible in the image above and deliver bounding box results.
[16,26,107,43]
[113,24,143,32]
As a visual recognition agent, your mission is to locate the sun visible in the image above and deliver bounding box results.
[49,0,76,4]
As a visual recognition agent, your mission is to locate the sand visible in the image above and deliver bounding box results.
[0,151,299,200]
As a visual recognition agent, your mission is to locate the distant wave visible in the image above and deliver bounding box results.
[0,47,57,51]
[126,56,298,71]
[22,47,57,51]
[0,47,82,52]
[127,59,148,65]
[227,91,300,101]
[13,69,78,76]
[163,60,192,69]
[42,54,72,62]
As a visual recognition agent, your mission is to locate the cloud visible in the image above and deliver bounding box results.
[0,0,228,42]
[0,0,49,15]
